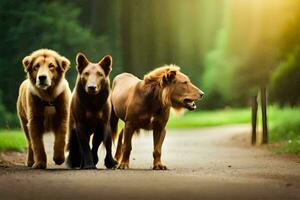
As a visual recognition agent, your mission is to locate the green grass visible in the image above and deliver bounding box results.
[0,130,26,151]
[0,106,299,153]
[267,107,300,153]
[168,106,300,153]
[167,108,251,128]
[271,140,300,154]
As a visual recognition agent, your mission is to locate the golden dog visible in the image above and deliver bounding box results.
[17,49,71,169]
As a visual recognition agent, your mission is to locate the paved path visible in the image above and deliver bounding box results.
[0,125,300,200]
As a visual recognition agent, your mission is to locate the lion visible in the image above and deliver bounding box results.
[66,52,117,169]
[110,65,204,170]
[17,49,71,169]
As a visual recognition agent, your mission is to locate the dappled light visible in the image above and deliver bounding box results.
[0,1,299,199]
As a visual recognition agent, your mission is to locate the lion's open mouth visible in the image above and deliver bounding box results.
[183,98,196,111]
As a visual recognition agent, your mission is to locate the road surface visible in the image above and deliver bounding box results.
[0,125,299,200]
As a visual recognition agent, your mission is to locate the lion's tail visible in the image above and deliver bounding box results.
[66,127,81,168]
[110,104,119,143]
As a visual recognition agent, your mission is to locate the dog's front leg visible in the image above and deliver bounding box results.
[53,113,67,165]
[91,124,104,166]
[77,126,96,169]
[153,127,167,170]
[28,117,47,169]
[53,92,69,165]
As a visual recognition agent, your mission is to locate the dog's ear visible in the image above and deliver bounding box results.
[58,56,70,72]
[76,52,89,73]
[22,56,32,72]
[99,55,112,76]
[162,70,177,85]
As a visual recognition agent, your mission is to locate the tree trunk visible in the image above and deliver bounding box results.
[120,0,133,72]
[251,94,258,145]
[261,86,268,144]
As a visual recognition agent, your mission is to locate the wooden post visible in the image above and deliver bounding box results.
[261,86,268,144]
[251,95,258,145]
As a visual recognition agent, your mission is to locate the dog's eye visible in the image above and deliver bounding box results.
[33,64,39,71]
[83,72,89,77]
[97,72,103,77]
[49,63,55,69]
[182,81,188,84]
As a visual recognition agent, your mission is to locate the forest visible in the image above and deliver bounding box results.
[0,0,300,128]
[1,2,300,197]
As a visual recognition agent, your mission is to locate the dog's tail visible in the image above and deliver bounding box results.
[66,126,81,168]
[110,104,119,143]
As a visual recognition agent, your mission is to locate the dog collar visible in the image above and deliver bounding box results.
[41,100,55,107]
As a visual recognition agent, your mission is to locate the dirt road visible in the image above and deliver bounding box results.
[0,125,299,200]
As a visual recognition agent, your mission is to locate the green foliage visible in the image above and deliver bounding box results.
[0,130,26,151]
[1,0,300,131]
[201,27,231,108]
[0,93,19,128]
[0,0,110,114]
[269,4,300,106]
[201,1,295,108]
[270,49,300,106]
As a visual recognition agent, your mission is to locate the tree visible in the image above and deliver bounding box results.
[270,48,300,106]
[0,0,109,115]
[269,3,300,106]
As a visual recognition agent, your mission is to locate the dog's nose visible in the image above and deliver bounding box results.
[199,90,205,98]
[88,85,96,91]
[38,75,47,82]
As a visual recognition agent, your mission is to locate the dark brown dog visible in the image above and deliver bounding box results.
[110,65,204,170]
[17,49,71,169]
[66,52,117,169]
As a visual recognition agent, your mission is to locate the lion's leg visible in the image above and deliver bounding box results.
[118,124,134,170]
[53,117,67,165]
[153,128,167,170]
[28,117,47,169]
[114,128,123,162]
[103,126,118,169]
[20,117,34,167]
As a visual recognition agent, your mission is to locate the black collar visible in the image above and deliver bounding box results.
[32,92,56,107]
[41,100,55,107]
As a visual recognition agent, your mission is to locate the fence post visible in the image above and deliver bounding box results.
[251,95,258,145]
[261,86,268,144]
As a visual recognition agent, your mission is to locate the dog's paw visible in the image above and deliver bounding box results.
[104,157,118,169]
[53,155,65,165]
[27,160,34,167]
[153,163,167,170]
[118,162,129,170]
[32,162,47,169]
[92,154,99,166]
[81,164,97,170]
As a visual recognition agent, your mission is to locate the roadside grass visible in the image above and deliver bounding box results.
[168,106,300,153]
[0,130,26,151]
[268,107,300,154]
[167,108,251,128]
[0,106,299,153]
